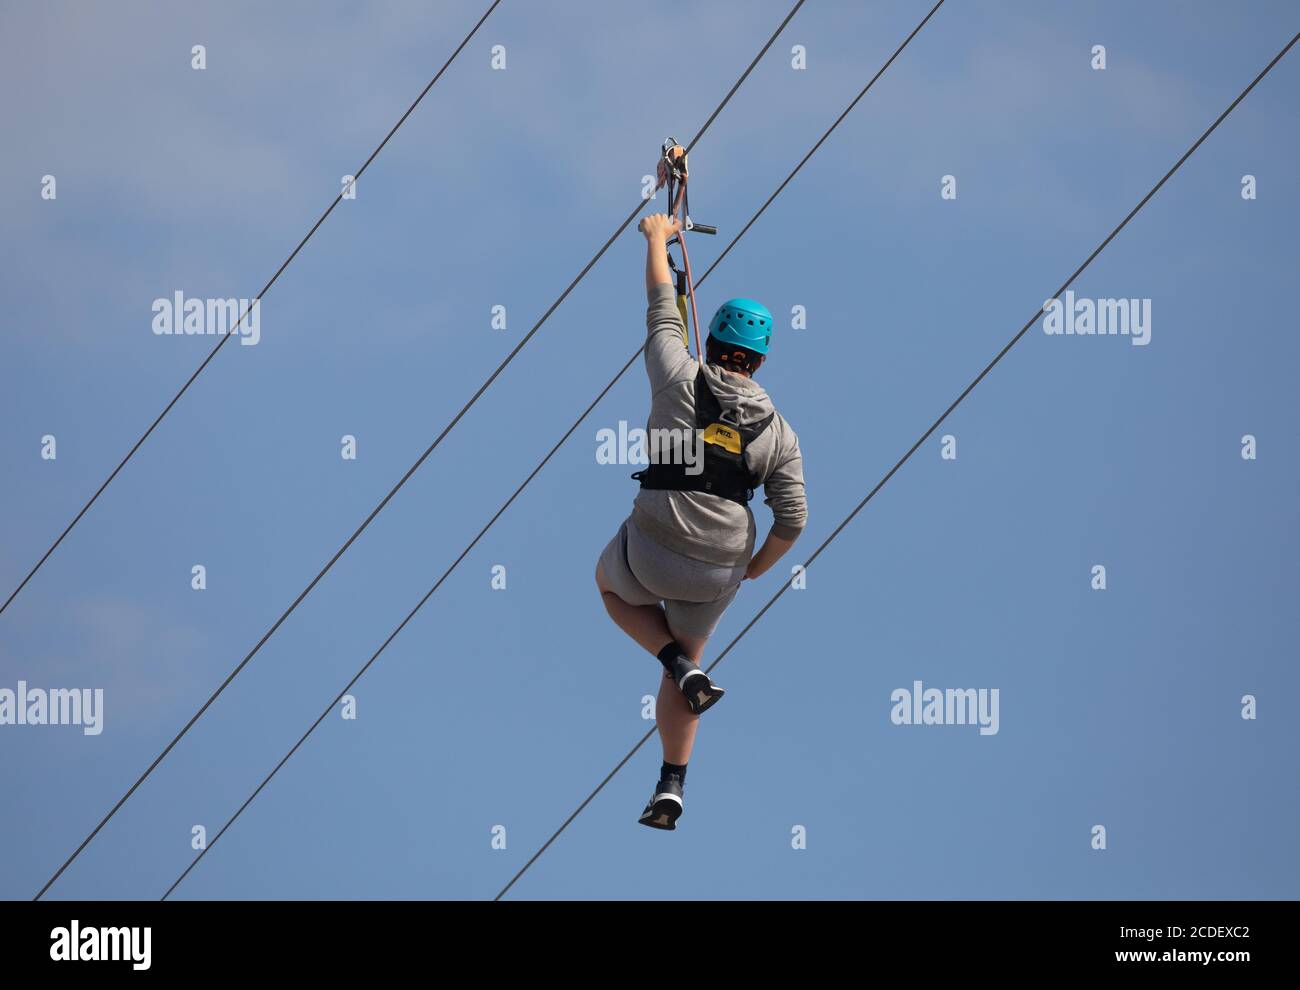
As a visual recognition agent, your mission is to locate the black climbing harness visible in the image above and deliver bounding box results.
[632,368,775,506]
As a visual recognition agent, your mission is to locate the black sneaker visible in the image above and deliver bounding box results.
[669,656,725,715]
[638,776,684,830]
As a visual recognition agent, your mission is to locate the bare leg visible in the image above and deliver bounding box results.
[596,561,675,655]
[655,628,708,764]
[594,562,711,764]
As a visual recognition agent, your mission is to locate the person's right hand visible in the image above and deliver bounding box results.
[637,213,681,244]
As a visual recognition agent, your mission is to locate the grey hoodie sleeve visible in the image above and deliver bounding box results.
[645,282,694,392]
[763,418,808,539]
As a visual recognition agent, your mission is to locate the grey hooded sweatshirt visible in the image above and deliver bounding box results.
[629,282,807,567]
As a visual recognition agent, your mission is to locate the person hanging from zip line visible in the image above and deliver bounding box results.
[595,211,808,831]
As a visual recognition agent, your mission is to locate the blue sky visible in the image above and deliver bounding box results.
[2,0,1297,900]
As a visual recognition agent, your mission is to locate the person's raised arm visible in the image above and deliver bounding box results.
[639,213,693,390]
[639,213,681,299]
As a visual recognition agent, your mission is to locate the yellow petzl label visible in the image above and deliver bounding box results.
[702,422,742,454]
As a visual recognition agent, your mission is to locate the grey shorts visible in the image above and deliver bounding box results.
[597,516,748,639]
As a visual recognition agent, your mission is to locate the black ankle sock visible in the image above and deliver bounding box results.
[661,761,687,784]
[656,641,686,674]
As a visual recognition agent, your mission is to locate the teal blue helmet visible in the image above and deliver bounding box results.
[708,298,773,356]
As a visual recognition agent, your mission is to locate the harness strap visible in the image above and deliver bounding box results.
[631,370,775,505]
[656,139,704,360]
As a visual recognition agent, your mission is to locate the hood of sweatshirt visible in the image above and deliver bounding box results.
[700,363,774,427]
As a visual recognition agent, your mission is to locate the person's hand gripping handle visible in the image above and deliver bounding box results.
[639,213,681,296]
